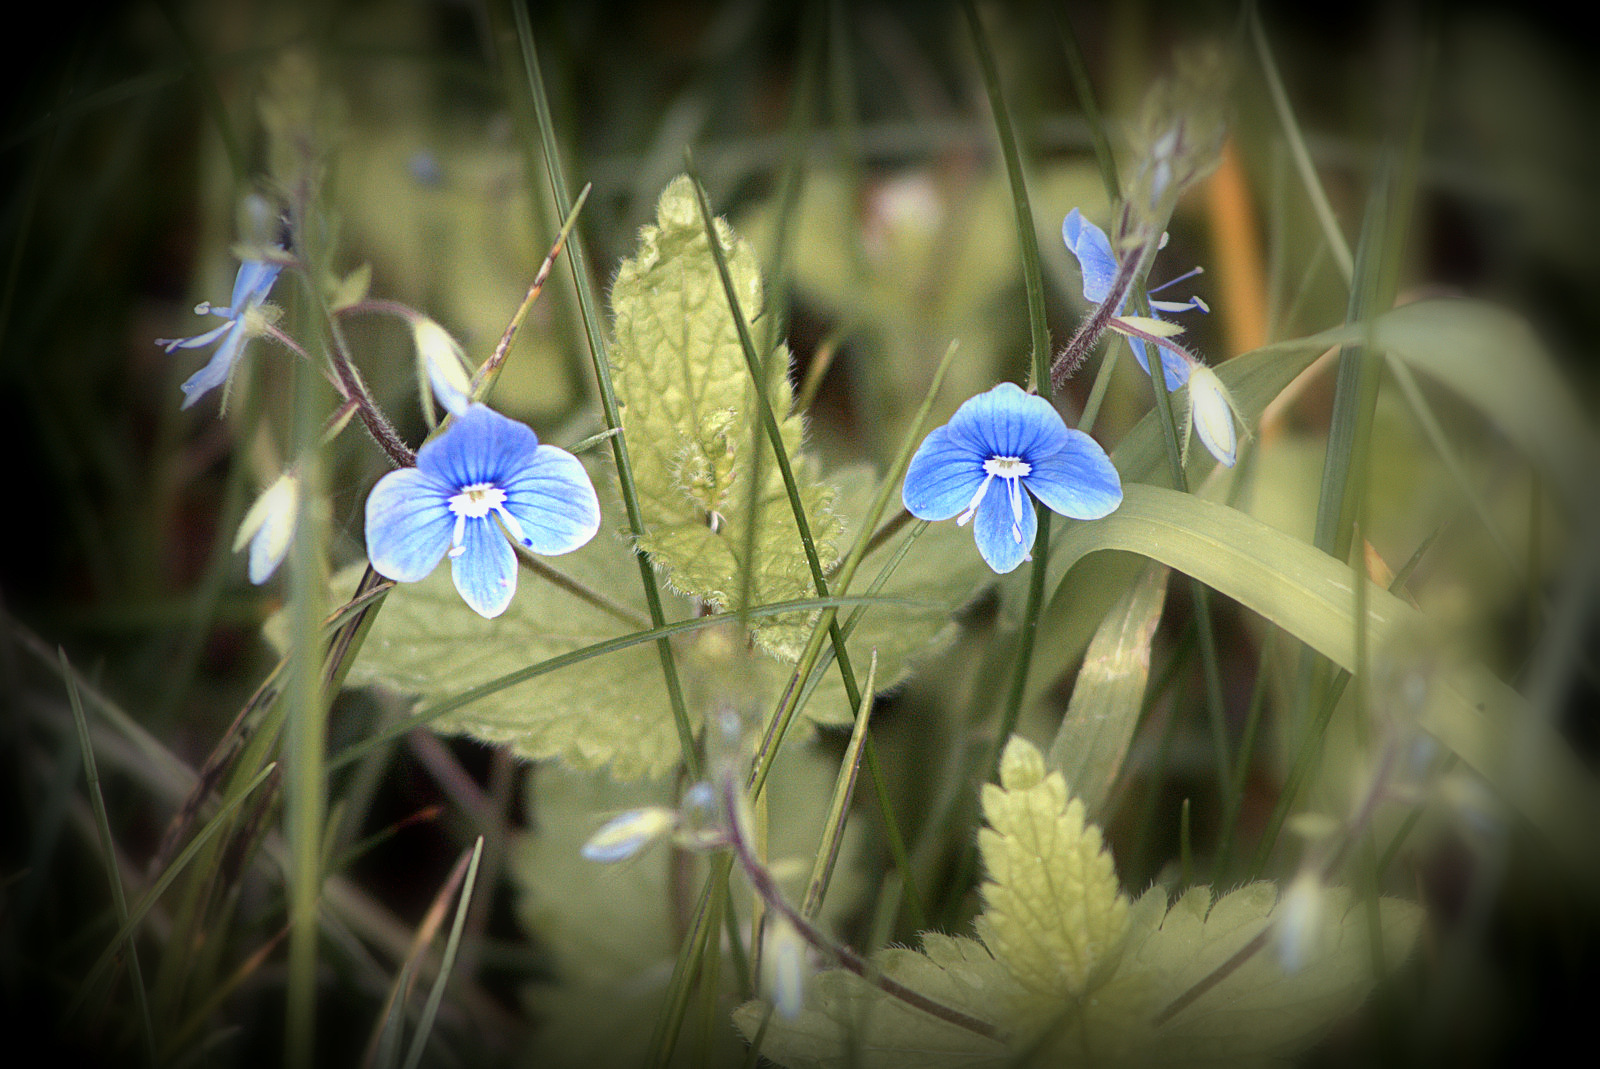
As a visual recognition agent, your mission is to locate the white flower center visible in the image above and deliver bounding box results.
[957,455,1033,542]
[446,482,530,557]
[982,455,1031,479]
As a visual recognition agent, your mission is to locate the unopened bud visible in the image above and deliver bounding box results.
[413,318,473,418]
[234,473,299,584]
[580,806,677,863]
[1187,364,1239,467]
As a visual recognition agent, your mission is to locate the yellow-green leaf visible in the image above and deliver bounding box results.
[975,738,1129,1006]
[609,175,841,658]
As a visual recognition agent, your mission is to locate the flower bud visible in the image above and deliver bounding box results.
[413,318,473,418]
[1187,364,1238,467]
[764,915,809,1019]
[234,473,299,584]
[580,806,677,863]
[1274,869,1326,974]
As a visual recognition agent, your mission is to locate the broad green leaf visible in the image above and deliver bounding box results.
[609,175,841,658]
[1043,484,1600,879]
[327,508,701,780]
[1111,882,1422,1067]
[1048,562,1170,821]
[739,737,1420,1067]
[511,743,866,1066]
[975,738,1129,1006]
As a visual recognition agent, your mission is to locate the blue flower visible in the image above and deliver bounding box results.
[902,383,1122,573]
[364,404,601,618]
[1062,208,1206,391]
[157,254,285,409]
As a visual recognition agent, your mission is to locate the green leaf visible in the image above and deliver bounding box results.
[327,511,704,780]
[1048,562,1170,822]
[1112,882,1422,1067]
[975,738,1130,1006]
[1043,484,1600,880]
[609,175,841,658]
[740,737,1422,1067]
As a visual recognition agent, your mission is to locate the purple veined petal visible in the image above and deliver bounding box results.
[1062,208,1122,308]
[451,515,518,619]
[417,404,543,489]
[944,382,1072,462]
[178,323,249,409]
[1023,431,1123,521]
[500,445,602,556]
[902,424,986,521]
[365,467,455,582]
[971,477,1037,574]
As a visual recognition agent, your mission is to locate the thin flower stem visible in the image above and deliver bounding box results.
[721,776,1002,1041]
[474,184,590,398]
[1050,231,1158,392]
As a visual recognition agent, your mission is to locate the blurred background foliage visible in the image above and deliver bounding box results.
[2,0,1597,1065]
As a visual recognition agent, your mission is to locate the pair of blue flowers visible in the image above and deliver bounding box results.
[171,203,1218,609]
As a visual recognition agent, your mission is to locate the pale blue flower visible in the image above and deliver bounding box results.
[157,254,284,409]
[902,383,1122,574]
[365,404,601,618]
[1062,208,1206,391]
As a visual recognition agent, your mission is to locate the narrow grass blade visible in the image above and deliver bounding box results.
[1050,483,1600,881]
[400,836,485,1069]
[962,0,1050,390]
[62,648,155,1064]
[68,762,278,1020]
[801,651,878,919]
[508,1,699,777]
[1047,562,1170,822]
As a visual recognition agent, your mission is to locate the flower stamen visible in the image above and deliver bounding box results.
[448,482,508,556]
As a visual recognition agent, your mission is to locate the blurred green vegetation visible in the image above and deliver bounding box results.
[3,1,1597,1066]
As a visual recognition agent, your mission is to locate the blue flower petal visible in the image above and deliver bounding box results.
[972,477,1036,574]
[902,424,986,521]
[501,445,602,555]
[178,323,249,409]
[945,382,1072,461]
[229,259,283,312]
[1062,209,1121,308]
[1126,333,1191,391]
[418,403,541,489]
[452,515,518,618]
[1024,431,1122,521]
[365,467,455,582]
[160,320,233,353]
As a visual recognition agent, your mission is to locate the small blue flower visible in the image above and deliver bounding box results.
[902,383,1122,574]
[157,254,285,409]
[365,403,601,618]
[1062,208,1206,391]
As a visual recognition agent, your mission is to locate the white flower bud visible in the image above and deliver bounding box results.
[764,915,809,1019]
[413,318,473,418]
[1187,364,1239,467]
[234,473,299,584]
[1274,870,1326,973]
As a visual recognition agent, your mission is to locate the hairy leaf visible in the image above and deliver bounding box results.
[609,175,840,658]
[741,738,1423,1068]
